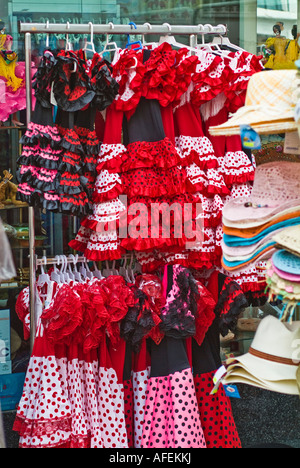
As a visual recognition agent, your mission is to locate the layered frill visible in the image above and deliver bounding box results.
[17,115,62,211]
[14,262,245,448]
[17,48,119,216]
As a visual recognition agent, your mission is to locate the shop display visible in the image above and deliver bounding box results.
[1,18,300,450]
[13,260,246,448]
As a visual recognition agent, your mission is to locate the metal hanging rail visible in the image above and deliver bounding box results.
[19,22,227,36]
[20,21,227,349]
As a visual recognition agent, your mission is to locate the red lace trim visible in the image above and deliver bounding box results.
[13,413,72,439]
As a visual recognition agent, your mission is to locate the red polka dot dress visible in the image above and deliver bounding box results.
[192,270,248,448]
[69,104,126,261]
[13,282,73,448]
[141,265,207,449]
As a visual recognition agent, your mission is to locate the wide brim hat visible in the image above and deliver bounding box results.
[222,161,300,226]
[222,315,300,395]
[209,69,299,136]
[273,225,300,258]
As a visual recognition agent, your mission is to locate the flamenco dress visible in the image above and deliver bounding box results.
[192,270,248,448]
[14,275,136,448]
[69,104,126,261]
[120,274,163,448]
[141,264,207,448]
[108,45,199,267]
[16,49,62,211]
[13,280,74,448]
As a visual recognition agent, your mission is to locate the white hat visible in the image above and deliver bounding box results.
[209,69,299,136]
[223,315,300,395]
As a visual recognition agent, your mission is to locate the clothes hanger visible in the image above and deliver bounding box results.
[210,34,245,52]
[158,23,200,54]
[84,258,94,279]
[92,261,103,279]
[50,255,62,283]
[65,22,73,51]
[67,255,76,282]
[141,22,157,49]
[37,256,51,287]
[69,254,84,282]
[100,22,118,57]
[60,255,70,283]
[83,21,96,56]
[45,20,50,49]
[126,22,143,50]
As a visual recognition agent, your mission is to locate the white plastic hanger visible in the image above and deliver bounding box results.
[65,22,73,51]
[83,22,96,55]
[69,254,83,282]
[60,255,70,283]
[210,34,245,52]
[159,23,187,48]
[119,257,131,283]
[50,255,61,283]
[37,256,51,287]
[45,20,50,49]
[100,22,118,56]
[141,22,157,49]
[92,261,103,279]
[84,258,94,279]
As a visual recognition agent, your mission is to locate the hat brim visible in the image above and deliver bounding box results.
[209,118,298,136]
[223,365,299,395]
[226,351,298,382]
[223,200,300,228]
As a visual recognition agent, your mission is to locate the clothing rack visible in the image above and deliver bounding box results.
[19,21,228,350]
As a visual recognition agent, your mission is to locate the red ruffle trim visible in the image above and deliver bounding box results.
[84,247,125,262]
[96,144,128,173]
[69,238,87,252]
[121,137,183,172]
[121,167,188,199]
[92,183,123,203]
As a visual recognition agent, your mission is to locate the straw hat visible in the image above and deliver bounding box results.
[209,69,299,136]
[222,161,300,227]
[223,315,300,395]
[273,225,300,257]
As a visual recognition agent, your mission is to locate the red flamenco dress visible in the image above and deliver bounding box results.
[13,281,73,448]
[110,45,199,269]
[120,274,163,448]
[192,270,248,448]
[140,264,207,448]
[69,103,127,261]
[202,51,265,303]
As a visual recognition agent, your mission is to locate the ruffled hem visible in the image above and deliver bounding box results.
[84,247,125,262]
[175,135,219,170]
[121,166,188,199]
[121,137,183,172]
[96,143,128,173]
[120,235,188,252]
[92,183,123,204]
[13,415,72,448]
[21,122,61,148]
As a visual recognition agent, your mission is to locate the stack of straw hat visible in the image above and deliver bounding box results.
[221,315,300,395]
[221,161,300,273]
[209,69,299,136]
[265,225,300,321]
